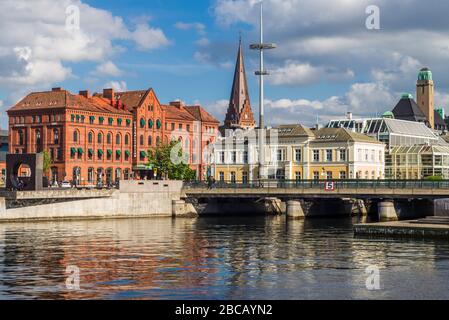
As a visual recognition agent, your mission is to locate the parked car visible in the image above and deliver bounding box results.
[60,181,72,188]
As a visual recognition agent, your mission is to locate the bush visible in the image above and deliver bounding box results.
[425,175,444,181]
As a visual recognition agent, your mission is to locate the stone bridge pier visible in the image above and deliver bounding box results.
[286,200,305,219]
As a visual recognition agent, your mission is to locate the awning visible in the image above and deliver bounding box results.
[70,147,77,155]
[98,149,104,156]
[117,118,123,125]
[156,119,161,129]
[89,116,95,122]
[140,118,146,127]
[88,149,94,155]
[126,119,131,125]
[148,119,154,128]
[108,117,114,124]
[125,150,131,156]
[140,150,147,157]
[99,116,105,122]
[77,148,84,154]
[107,149,113,156]
[116,150,122,156]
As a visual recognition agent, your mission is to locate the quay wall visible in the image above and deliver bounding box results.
[0,181,186,222]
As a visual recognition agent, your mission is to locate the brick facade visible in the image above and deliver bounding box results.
[7,87,219,185]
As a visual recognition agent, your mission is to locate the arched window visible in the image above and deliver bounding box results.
[116,134,121,145]
[88,132,93,144]
[148,135,152,146]
[18,130,24,145]
[54,129,59,144]
[125,134,129,145]
[140,135,144,146]
[73,130,78,143]
[107,133,112,144]
[36,129,42,145]
[98,132,103,144]
[140,118,145,128]
[185,138,190,149]
[156,136,161,146]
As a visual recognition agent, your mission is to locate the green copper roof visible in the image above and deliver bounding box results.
[382,111,395,119]
[418,68,432,81]
[401,93,413,99]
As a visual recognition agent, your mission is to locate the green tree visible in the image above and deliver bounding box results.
[42,150,52,174]
[148,141,197,181]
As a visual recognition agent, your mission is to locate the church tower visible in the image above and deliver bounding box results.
[416,67,434,129]
[224,37,256,130]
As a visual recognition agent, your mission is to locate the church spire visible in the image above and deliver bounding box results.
[224,36,255,130]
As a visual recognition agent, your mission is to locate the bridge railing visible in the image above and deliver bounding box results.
[184,179,449,190]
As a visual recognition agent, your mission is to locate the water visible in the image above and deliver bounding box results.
[0,216,449,300]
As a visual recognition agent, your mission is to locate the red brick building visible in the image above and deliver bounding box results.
[7,87,219,185]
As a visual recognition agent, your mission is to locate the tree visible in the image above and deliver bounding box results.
[148,141,197,181]
[42,150,52,174]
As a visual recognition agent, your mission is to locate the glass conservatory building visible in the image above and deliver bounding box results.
[327,117,449,179]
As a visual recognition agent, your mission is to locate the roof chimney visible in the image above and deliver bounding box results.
[169,100,184,109]
[52,87,63,92]
[346,112,353,120]
[103,88,115,105]
[79,90,91,99]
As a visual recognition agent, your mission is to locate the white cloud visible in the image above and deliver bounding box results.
[175,22,206,35]
[0,0,168,94]
[130,23,170,51]
[104,80,127,92]
[196,37,211,47]
[194,51,211,63]
[94,61,122,77]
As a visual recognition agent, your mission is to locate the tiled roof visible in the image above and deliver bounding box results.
[162,105,197,121]
[8,89,132,115]
[312,127,381,144]
[276,124,315,137]
[115,90,149,111]
[185,106,220,123]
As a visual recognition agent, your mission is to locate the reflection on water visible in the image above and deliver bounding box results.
[0,216,449,300]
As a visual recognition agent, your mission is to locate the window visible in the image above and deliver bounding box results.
[231,151,237,163]
[125,134,129,145]
[116,134,121,145]
[326,149,332,162]
[219,172,224,182]
[88,132,93,144]
[54,129,59,144]
[18,130,24,145]
[230,172,236,184]
[156,136,161,146]
[313,171,320,180]
[140,135,144,146]
[313,150,320,162]
[140,118,145,128]
[171,123,175,131]
[186,124,190,132]
[243,151,248,164]
[73,130,78,143]
[98,133,103,144]
[326,171,333,180]
[339,149,346,161]
[148,136,152,146]
[220,152,225,163]
[107,133,112,144]
[242,172,248,184]
[179,124,182,131]
[277,149,285,161]
[295,172,301,181]
[340,171,346,180]
[295,149,301,162]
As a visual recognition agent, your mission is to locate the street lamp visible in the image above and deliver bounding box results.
[250,1,276,181]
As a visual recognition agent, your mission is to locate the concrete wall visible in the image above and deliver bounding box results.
[0,180,184,222]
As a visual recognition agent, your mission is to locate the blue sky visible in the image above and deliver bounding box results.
[2,0,449,128]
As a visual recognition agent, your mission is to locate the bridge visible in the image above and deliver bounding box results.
[183,180,449,220]
[184,180,449,199]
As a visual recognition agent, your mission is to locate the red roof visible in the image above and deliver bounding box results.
[185,105,220,124]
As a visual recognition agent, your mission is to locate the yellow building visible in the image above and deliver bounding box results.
[211,125,385,183]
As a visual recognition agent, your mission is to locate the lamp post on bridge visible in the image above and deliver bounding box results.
[250,1,276,181]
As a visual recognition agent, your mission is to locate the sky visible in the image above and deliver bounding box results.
[2,0,449,129]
